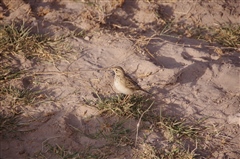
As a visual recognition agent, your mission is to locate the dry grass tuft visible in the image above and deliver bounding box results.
[212,24,240,48]
[174,23,240,50]
[0,84,43,137]
[0,22,62,138]
[0,112,21,137]
[93,94,153,118]
[38,143,108,159]
[157,116,204,141]
[87,93,209,158]
[0,22,69,62]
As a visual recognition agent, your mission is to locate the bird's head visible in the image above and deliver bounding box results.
[111,66,125,76]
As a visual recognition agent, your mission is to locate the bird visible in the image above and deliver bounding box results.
[111,66,150,95]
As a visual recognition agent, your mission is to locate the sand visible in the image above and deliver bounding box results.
[0,0,239,158]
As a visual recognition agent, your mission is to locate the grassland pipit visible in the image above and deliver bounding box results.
[111,66,149,95]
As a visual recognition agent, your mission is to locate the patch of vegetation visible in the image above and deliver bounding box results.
[158,143,197,159]
[174,23,240,49]
[132,143,159,159]
[38,144,81,159]
[0,85,38,106]
[0,84,42,137]
[93,94,153,118]
[130,113,206,159]
[71,29,87,38]
[0,65,23,82]
[38,143,109,159]
[88,93,209,158]
[155,116,206,158]
[0,21,76,108]
[211,24,240,48]
[98,119,133,146]
[157,116,204,141]
[0,22,59,138]
[133,142,197,159]
[0,113,21,137]
[0,22,59,60]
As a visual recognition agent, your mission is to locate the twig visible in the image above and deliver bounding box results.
[42,136,62,152]
[135,101,154,147]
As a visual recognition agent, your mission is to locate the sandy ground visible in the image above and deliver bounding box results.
[0,0,239,158]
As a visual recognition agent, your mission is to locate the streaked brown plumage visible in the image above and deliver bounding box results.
[111,66,149,95]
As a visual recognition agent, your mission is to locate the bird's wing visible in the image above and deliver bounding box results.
[125,74,150,94]
[124,74,142,90]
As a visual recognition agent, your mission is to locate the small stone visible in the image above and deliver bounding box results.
[84,36,90,41]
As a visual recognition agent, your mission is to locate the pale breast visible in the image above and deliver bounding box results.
[114,78,133,95]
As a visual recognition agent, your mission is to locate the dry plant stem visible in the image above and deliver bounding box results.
[135,101,154,147]
[128,30,238,55]
[191,140,198,155]
[41,136,62,152]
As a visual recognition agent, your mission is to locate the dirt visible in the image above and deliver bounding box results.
[0,0,239,159]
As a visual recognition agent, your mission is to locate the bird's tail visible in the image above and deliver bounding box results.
[141,88,150,94]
